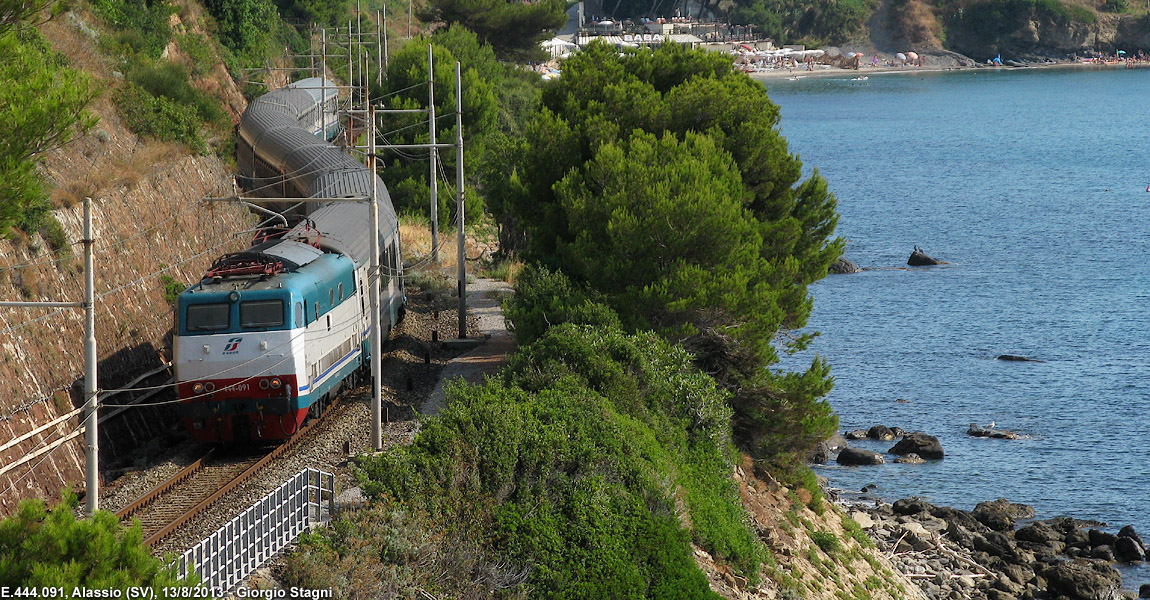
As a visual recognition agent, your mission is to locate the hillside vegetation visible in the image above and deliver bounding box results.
[727,0,1150,59]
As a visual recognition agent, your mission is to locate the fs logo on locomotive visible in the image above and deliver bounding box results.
[222,337,243,354]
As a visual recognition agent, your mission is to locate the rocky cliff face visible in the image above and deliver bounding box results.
[0,11,255,515]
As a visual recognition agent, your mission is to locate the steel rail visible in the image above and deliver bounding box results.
[134,394,343,547]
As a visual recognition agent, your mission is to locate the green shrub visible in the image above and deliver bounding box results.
[812,530,841,554]
[115,83,205,152]
[176,33,215,76]
[502,264,621,345]
[353,325,763,596]
[0,491,196,589]
[88,0,172,57]
[159,274,184,303]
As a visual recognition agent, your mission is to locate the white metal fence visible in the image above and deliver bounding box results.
[172,468,335,595]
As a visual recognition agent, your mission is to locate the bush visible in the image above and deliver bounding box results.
[0,491,195,589]
[811,530,841,554]
[115,84,205,153]
[88,0,172,58]
[352,325,764,596]
[502,264,621,346]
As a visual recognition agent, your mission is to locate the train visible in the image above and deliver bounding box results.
[173,77,405,443]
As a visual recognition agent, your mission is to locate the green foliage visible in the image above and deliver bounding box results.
[115,84,205,153]
[113,60,228,153]
[0,28,96,237]
[202,0,278,58]
[419,0,566,61]
[159,274,185,303]
[811,530,841,554]
[498,42,841,464]
[377,29,519,225]
[730,0,875,45]
[0,491,194,589]
[842,517,874,549]
[353,325,764,596]
[175,33,215,76]
[502,263,620,345]
[88,0,172,57]
[950,0,1095,46]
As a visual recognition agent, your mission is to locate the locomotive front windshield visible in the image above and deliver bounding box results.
[186,303,230,331]
[240,300,285,328]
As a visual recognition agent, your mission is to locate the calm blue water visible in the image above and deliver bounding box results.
[765,67,1150,586]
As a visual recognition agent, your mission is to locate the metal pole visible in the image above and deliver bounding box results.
[455,63,466,339]
[321,29,327,141]
[376,10,383,85]
[368,105,383,451]
[347,21,354,103]
[407,0,412,38]
[356,0,364,107]
[428,44,438,269]
[381,7,388,71]
[82,196,98,516]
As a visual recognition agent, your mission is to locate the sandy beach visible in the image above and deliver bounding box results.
[747,58,1143,81]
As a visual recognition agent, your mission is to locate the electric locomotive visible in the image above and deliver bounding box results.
[173,78,404,443]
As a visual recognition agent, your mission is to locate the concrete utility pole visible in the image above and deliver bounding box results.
[455,62,466,339]
[0,197,98,516]
[367,104,383,451]
[82,196,98,516]
[428,44,439,269]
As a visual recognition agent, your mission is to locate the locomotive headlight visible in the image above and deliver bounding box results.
[204,382,216,392]
[270,378,282,389]
[192,382,205,394]
[259,379,270,390]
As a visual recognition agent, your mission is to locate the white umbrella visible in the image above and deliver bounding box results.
[896,52,907,61]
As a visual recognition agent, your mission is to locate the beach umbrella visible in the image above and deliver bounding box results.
[896,52,907,61]
[1118,49,1127,55]
[907,51,919,60]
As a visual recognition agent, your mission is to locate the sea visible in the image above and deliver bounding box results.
[763,65,1150,588]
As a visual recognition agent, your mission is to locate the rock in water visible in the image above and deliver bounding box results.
[893,453,925,464]
[1045,560,1121,600]
[908,246,944,266]
[972,498,1035,531]
[836,447,885,465]
[889,432,944,459]
[829,256,861,274]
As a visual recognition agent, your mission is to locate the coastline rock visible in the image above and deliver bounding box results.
[889,432,944,459]
[1118,524,1144,546]
[806,432,847,464]
[1043,559,1121,600]
[829,256,861,274]
[967,423,1021,439]
[844,429,868,440]
[867,425,896,441]
[1016,521,1063,544]
[836,446,885,465]
[908,245,944,266]
[893,453,926,464]
[1114,536,1146,562]
[1088,529,1118,548]
[973,499,1035,532]
[1139,583,1150,598]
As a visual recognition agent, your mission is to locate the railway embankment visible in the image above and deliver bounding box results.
[0,10,255,514]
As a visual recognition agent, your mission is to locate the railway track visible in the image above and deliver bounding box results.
[115,395,343,547]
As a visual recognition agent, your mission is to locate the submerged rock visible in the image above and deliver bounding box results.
[967,423,1021,439]
[894,453,926,464]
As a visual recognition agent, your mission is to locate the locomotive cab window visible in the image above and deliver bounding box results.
[240,300,284,329]
[186,303,230,331]
[295,302,303,327]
